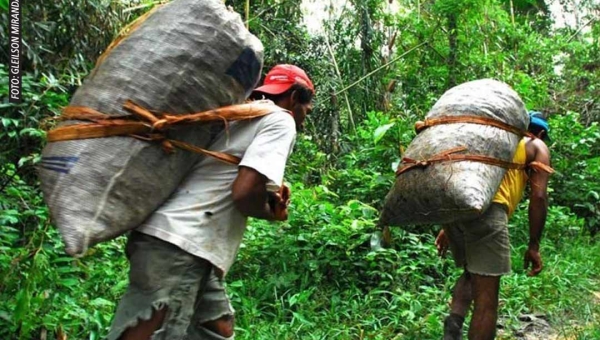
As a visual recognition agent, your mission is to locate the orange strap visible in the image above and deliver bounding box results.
[47,100,285,165]
[169,139,240,165]
[129,133,242,165]
[528,161,555,174]
[396,147,554,176]
[48,100,284,142]
[415,115,536,139]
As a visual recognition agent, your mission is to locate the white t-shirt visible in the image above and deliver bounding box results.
[136,111,296,277]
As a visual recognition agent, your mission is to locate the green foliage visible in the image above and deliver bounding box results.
[318,111,410,209]
[547,112,600,234]
[0,163,128,339]
[0,0,130,78]
[229,130,600,338]
[228,176,448,339]
[501,205,600,335]
[232,113,600,339]
[551,20,600,125]
[0,64,67,177]
[1,0,600,339]
[0,3,141,338]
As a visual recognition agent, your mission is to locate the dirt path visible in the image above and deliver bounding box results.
[498,291,600,340]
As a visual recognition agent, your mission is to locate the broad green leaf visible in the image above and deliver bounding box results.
[13,289,31,322]
[1,117,12,127]
[59,278,80,287]
[90,297,114,307]
[373,122,395,144]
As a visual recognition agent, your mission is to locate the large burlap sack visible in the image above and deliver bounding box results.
[39,0,264,256]
[380,79,528,226]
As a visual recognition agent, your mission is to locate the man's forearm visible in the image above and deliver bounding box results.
[528,197,548,250]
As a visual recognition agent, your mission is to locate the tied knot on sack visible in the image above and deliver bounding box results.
[46,100,285,165]
[397,146,468,176]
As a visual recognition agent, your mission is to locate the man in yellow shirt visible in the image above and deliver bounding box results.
[436,111,552,340]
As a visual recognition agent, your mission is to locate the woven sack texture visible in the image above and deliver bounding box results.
[380,79,528,226]
[39,0,264,256]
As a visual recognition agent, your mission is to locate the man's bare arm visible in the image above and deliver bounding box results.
[527,139,551,249]
[525,138,551,276]
[232,166,280,221]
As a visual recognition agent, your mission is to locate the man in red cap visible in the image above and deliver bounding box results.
[250,64,315,130]
[108,64,314,340]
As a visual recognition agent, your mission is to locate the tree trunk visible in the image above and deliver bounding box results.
[447,12,458,89]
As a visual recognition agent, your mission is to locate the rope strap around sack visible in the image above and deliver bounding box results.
[46,100,285,165]
[395,147,554,176]
[414,115,536,139]
[395,114,552,176]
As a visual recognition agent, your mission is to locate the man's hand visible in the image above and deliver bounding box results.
[435,229,449,257]
[269,184,290,221]
[280,184,291,206]
[524,246,543,276]
[233,167,286,221]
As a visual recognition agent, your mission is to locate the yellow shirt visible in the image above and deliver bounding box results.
[492,139,528,217]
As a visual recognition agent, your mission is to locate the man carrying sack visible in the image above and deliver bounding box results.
[107,64,315,340]
[435,111,552,340]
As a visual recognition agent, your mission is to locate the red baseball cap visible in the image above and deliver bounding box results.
[253,64,314,95]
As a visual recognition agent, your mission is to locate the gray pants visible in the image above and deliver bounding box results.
[444,203,511,276]
[107,232,234,340]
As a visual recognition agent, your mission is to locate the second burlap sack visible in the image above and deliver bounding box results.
[380,79,528,226]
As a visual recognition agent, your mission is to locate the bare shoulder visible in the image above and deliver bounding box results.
[526,138,551,163]
[529,138,549,151]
